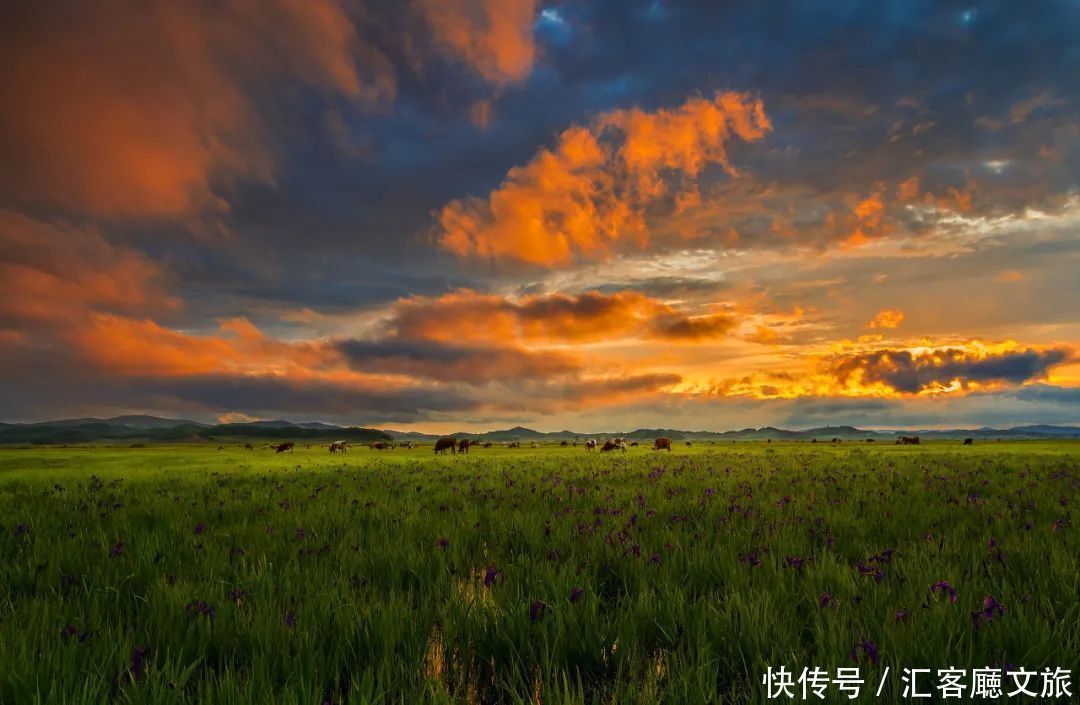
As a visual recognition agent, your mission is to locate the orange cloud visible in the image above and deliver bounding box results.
[386,289,736,344]
[844,190,888,246]
[697,340,1075,400]
[822,343,1072,396]
[417,0,537,85]
[868,309,904,329]
[437,91,771,265]
[72,314,333,377]
[0,212,177,326]
[0,0,390,219]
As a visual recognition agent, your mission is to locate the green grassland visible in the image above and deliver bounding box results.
[1,441,1078,704]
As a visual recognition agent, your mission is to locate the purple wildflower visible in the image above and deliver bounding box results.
[856,561,885,583]
[569,587,584,603]
[869,548,894,564]
[436,538,450,548]
[894,608,908,622]
[483,564,503,588]
[60,624,92,642]
[109,541,124,558]
[849,639,879,666]
[229,588,246,607]
[194,523,206,535]
[283,610,297,629]
[648,552,663,566]
[185,600,217,621]
[130,646,150,681]
[295,528,306,541]
[13,524,29,538]
[819,592,837,609]
[784,556,807,572]
[972,595,1005,628]
[529,600,549,621]
[739,551,761,567]
[930,580,958,604]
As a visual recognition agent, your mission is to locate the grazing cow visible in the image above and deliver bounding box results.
[433,437,456,454]
[896,436,920,445]
[560,440,568,447]
[653,437,672,452]
[811,438,818,444]
[585,439,598,452]
[217,444,225,451]
[274,442,294,454]
[508,441,521,448]
[866,438,875,443]
[244,443,254,450]
[831,437,841,443]
[601,439,626,452]
[458,439,471,454]
[530,442,540,448]
[371,442,389,451]
[963,438,974,445]
[630,441,638,447]
[329,441,348,453]
[685,441,693,447]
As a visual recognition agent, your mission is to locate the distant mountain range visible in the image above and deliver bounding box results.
[0,416,392,444]
[0,415,1077,445]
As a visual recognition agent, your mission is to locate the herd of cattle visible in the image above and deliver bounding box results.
[223,434,977,454]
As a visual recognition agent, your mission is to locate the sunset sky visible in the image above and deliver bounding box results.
[1,1,1078,431]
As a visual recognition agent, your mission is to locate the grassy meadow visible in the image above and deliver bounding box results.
[1,441,1078,704]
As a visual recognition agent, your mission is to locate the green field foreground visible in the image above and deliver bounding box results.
[1,442,1078,704]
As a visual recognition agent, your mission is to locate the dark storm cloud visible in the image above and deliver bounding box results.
[1014,384,1080,404]
[138,375,480,421]
[827,346,1073,394]
[336,338,578,381]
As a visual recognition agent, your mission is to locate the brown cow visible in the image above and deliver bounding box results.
[865,438,875,443]
[434,437,456,454]
[896,436,920,445]
[685,441,693,447]
[457,439,471,454]
[585,439,598,451]
[244,443,254,450]
[653,437,672,452]
[601,439,626,452]
[274,442,294,454]
[371,442,389,451]
[962,438,973,445]
[329,441,348,453]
